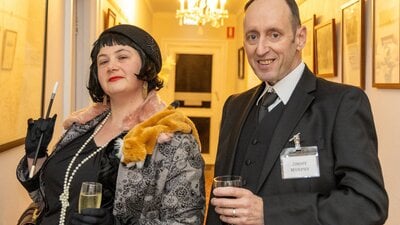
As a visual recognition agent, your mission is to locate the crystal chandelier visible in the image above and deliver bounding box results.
[176,0,229,28]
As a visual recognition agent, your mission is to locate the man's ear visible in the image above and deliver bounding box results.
[296,26,307,51]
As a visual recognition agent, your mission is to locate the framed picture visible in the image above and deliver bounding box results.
[315,19,337,77]
[1,30,17,70]
[0,0,47,152]
[238,47,245,79]
[341,0,365,89]
[302,14,316,72]
[372,0,399,88]
[105,8,116,29]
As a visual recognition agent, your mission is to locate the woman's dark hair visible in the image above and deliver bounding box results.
[87,32,164,103]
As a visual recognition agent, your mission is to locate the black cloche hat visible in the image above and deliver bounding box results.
[101,24,162,73]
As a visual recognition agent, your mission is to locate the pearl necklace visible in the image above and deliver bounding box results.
[58,111,111,225]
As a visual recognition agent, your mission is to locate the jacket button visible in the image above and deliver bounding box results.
[245,159,252,165]
[252,139,258,145]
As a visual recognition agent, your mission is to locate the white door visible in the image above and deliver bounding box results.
[160,40,227,165]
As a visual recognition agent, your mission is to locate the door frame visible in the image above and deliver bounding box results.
[161,39,228,165]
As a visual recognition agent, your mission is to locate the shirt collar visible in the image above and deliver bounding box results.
[256,62,305,105]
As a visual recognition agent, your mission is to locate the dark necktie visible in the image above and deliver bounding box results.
[258,91,278,123]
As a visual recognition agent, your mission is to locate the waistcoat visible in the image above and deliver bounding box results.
[233,103,284,192]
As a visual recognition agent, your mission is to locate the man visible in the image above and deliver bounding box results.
[205,0,388,224]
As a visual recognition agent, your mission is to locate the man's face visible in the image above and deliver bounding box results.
[244,0,305,85]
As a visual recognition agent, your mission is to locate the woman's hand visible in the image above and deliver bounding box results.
[25,114,57,158]
[70,208,114,225]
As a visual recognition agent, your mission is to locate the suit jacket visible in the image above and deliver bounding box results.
[206,67,388,225]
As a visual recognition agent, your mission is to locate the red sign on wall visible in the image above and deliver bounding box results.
[227,26,235,39]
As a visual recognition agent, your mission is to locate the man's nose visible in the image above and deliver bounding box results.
[256,37,270,55]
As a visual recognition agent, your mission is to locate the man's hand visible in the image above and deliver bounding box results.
[211,187,264,225]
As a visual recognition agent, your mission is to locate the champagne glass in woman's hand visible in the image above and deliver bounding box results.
[79,182,102,213]
[72,182,112,225]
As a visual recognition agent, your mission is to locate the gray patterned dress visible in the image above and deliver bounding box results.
[113,133,205,225]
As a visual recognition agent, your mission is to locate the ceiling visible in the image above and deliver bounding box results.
[147,0,244,14]
[146,0,306,14]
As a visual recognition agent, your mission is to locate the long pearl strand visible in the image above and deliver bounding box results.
[59,111,111,225]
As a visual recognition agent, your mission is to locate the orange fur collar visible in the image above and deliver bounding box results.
[62,91,165,130]
[120,104,201,168]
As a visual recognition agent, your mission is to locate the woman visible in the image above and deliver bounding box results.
[17,24,205,225]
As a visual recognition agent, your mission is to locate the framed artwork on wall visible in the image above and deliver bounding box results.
[1,30,17,70]
[372,0,399,88]
[341,0,365,89]
[315,19,337,77]
[0,0,48,152]
[302,14,316,72]
[105,8,116,29]
[238,47,245,79]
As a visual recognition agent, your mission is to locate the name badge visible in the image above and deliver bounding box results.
[280,146,320,179]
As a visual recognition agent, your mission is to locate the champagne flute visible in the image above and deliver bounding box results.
[78,182,102,213]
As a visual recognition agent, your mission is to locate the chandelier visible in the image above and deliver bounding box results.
[176,0,229,28]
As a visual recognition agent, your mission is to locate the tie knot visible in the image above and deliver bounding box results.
[261,91,278,108]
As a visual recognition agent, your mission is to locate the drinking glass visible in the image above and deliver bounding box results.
[213,175,242,188]
[78,182,102,213]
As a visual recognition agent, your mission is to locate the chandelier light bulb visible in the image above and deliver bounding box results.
[176,0,229,28]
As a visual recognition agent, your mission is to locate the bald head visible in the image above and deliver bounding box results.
[245,0,301,32]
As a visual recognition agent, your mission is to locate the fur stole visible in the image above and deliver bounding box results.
[62,91,165,130]
[119,103,201,168]
[62,92,200,168]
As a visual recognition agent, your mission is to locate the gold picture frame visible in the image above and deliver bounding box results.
[315,19,337,77]
[105,8,116,29]
[302,14,316,72]
[1,30,17,70]
[238,47,245,79]
[372,0,400,88]
[341,0,365,89]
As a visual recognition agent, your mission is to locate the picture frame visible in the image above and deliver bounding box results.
[341,0,365,89]
[372,0,399,88]
[238,47,245,79]
[314,19,337,77]
[301,14,316,72]
[105,8,116,29]
[1,30,17,70]
[0,0,47,152]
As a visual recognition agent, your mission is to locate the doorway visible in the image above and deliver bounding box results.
[161,40,227,165]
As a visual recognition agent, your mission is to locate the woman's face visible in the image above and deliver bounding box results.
[97,44,143,99]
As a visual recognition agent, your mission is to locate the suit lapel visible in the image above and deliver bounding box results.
[256,68,317,192]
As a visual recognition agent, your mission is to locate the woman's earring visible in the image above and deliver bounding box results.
[103,95,108,105]
[142,81,148,99]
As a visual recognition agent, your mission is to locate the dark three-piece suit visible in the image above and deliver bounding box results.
[206,66,388,225]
